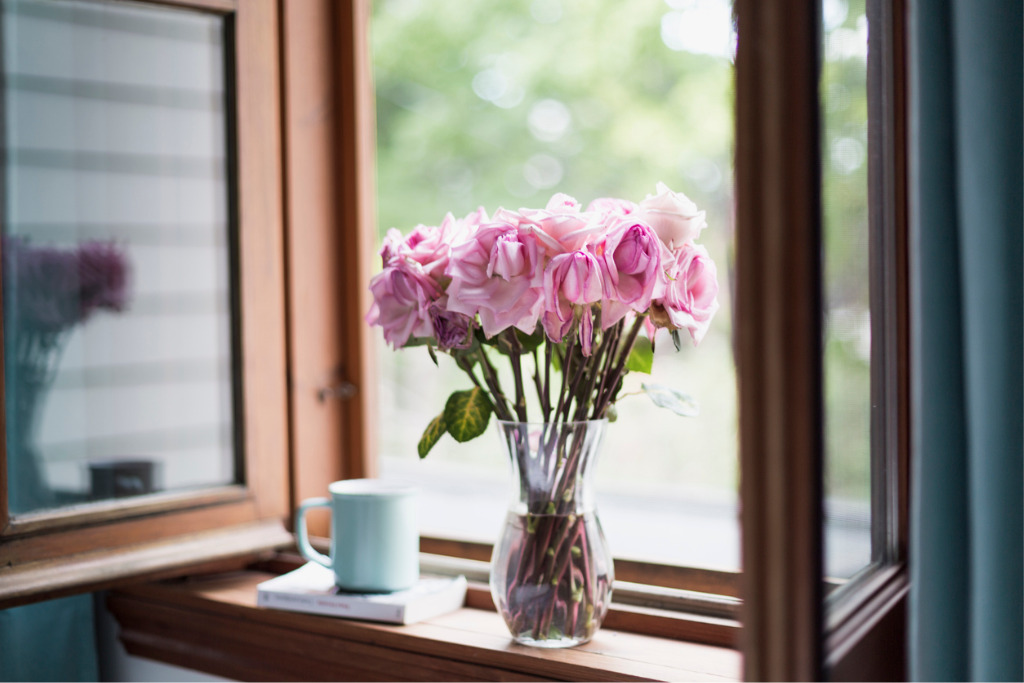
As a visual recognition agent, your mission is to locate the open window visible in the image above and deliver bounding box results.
[736,0,909,679]
[0,0,291,607]
[1,0,911,679]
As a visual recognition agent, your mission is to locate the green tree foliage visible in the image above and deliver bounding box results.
[371,0,734,241]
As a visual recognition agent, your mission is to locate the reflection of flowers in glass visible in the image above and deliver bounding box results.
[3,237,131,513]
[4,237,129,335]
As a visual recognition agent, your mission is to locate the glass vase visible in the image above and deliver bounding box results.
[490,419,614,648]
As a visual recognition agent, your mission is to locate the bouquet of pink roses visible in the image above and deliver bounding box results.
[367,182,720,451]
[367,182,719,645]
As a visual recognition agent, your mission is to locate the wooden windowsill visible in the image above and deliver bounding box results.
[108,567,742,681]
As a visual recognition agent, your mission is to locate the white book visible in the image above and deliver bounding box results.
[256,562,468,625]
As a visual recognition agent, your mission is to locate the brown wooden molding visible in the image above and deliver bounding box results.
[108,568,742,682]
[334,0,379,482]
[734,0,825,680]
[826,566,909,681]
[421,535,742,598]
[143,0,237,13]
[0,519,290,609]
[264,548,741,648]
[279,0,352,535]
[0,0,290,602]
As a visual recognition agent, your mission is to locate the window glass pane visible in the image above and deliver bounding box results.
[372,0,738,570]
[2,0,238,514]
[821,0,872,580]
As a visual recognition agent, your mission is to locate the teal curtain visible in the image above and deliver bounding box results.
[0,595,99,682]
[908,0,1023,681]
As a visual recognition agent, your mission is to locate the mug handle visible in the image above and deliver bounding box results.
[295,497,333,570]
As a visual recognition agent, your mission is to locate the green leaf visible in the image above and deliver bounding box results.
[450,344,480,368]
[417,413,447,458]
[625,336,654,374]
[515,328,546,354]
[641,383,699,417]
[401,336,434,348]
[487,327,545,356]
[443,387,492,443]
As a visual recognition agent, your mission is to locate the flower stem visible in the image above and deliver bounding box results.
[506,330,529,422]
[477,346,514,421]
[591,320,622,417]
[560,349,588,424]
[592,315,645,418]
[553,337,575,424]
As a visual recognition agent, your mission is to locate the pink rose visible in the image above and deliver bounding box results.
[378,228,406,266]
[445,221,544,337]
[542,250,604,352]
[637,182,707,250]
[651,243,719,344]
[382,208,487,279]
[519,193,604,254]
[586,196,638,218]
[399,223,449,277]
[595,218,665,328]
[365,258,442,348]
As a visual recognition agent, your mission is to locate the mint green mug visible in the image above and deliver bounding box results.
[295,479,419,592]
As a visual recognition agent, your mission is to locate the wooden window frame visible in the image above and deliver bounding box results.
[292,0,912,672]
[736,0,910,680]
[0,0,912,677]
[0,0,292,608]
[281,0,742,646]
[825,0,910,678]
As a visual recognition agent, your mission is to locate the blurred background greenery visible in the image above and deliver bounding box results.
[370,0,871,574]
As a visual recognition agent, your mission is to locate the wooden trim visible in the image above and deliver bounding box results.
[279,0,350,536]
[0,520,290,609]
[264,549,742,648]
[1,496,260,566]
[233,0,290,521]
[824,3,910,678]
[826,566,908,680]
[455,582,739,649]
[866,0,911,568]
[2,486,247,536]
[142,0,237,12]
[734,0,825,680]
[0,0,291,603]
[278,0,379,533]
[825,562,903,633]
[334,0,379,482]
[421,535,742,598]
[107,569,742,682]
[415,553,743,636]
[615,560,741,600]
[890,0,911,565]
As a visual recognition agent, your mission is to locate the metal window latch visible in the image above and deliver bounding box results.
[317,380,357,402]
